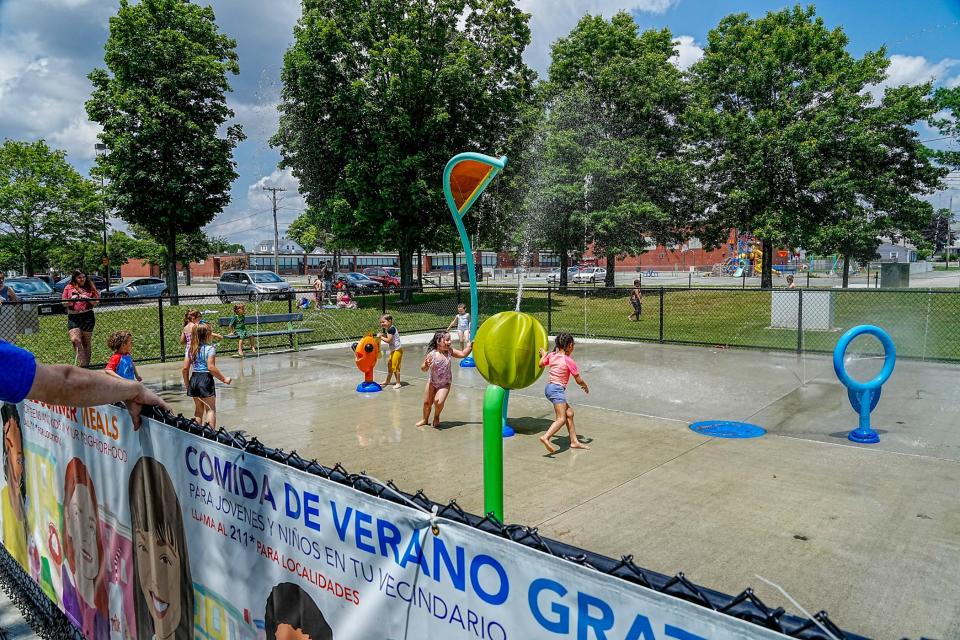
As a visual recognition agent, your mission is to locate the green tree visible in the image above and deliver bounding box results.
[86,0,244,300]
[546,14,692,287]
[207,236,245,254]
[47,230,145,277]
[273,0,534,299]
[520,90,591,291]
[930,86,960,170]
[0,140,100,276]
[688,6,943,288]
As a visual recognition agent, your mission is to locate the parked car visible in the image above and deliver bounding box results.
[53,274,108,294]
[102,277,167,300]
[546,267,580,284]
[572,267,607,284]
[6,277,61,315]
[217,270,294,302]
[35,275,56,289]
[361,267,400,290]
[335,272,383,293]
[383,267,400,279]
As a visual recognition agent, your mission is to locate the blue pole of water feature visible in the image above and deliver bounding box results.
[443,152,508,369]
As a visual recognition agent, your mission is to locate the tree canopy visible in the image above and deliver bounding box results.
[688,5,943,287]
[273,0,535,296]
[86,0,244,299]
[541,14,692,286]
[0,139,100,276]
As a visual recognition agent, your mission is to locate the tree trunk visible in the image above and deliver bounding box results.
[24,241,34,277]
[165,224,179,303]
[184,263,192,286]
[605,251,615,287]
[841,255,850,289]
[760,239,773,289]
[399,245,414,303]
[417,246,423,291]
[559,248,569,292]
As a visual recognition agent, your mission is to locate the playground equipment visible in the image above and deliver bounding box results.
[353,334,382,393]
[833,325,896,444]
[443,152,507,368]
[473,311,548,521]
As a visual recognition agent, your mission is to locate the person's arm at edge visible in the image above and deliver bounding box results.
[27,363,172,428]
[451,342,472,358]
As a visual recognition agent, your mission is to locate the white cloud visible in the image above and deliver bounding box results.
[48,117,101,160]
[515,0,680,74]
[670,35,702,70]
[866,54,959,101]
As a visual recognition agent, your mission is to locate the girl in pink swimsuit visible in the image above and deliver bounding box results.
[416,331,472,428]
[538,332,590,453]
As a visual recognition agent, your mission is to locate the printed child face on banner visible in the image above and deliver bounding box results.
[66,484,100,580]
[134,529,183,638]
[2,404,25,521]
[264,582,334,640]
[129,457,194,640]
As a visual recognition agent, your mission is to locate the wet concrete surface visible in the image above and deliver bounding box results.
[140,337,960,640]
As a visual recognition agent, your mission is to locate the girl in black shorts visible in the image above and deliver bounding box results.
[62,271,100,366]
[187,324,231,427]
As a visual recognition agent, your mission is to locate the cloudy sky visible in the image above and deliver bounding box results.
[2,0,958,249]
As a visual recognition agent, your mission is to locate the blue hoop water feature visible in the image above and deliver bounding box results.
[833,325,896,444]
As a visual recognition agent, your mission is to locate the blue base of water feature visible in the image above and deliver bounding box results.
[689,420,766,439]
[356,381,383,393]
[460,356,476,368]
[502,424,515,438]
[847,428,881,444]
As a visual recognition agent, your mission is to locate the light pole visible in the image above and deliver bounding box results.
[94,143,110,288]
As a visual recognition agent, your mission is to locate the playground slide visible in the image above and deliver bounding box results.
[733,267,743,277]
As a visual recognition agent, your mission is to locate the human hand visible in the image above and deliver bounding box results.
[580,382,590,394]
[538,348,546,358]
[125,384,172,430]
[136,375,143,382]
[224,376,233,385]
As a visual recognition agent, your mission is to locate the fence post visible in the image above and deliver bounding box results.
[742,268,747,289]
[658,287,664,344]
[796,288,803,355]
[158,296,166,363]
[288,293,294,350]
[688,272,692,289]
[381,288,387,315]
[547,286,552,334]
[807,270,811,288]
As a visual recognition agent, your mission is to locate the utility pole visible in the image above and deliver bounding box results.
[948,196,954,270]
[262,186,286,274]
[95,143,110,288]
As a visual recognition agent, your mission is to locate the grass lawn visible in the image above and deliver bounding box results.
[13,287,960,367]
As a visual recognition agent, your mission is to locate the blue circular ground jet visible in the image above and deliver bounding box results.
[833,325,896,444]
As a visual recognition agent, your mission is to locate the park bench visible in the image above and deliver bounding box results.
[217,313,313,351]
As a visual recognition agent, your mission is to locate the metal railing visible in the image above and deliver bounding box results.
[5,285,960,367]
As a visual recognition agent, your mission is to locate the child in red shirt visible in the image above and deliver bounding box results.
[104,330,141,382]
[538,332,590,453]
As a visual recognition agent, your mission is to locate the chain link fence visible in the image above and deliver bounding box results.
[4,285,959,367]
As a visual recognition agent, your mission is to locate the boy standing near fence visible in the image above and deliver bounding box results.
[628,280,642,321]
